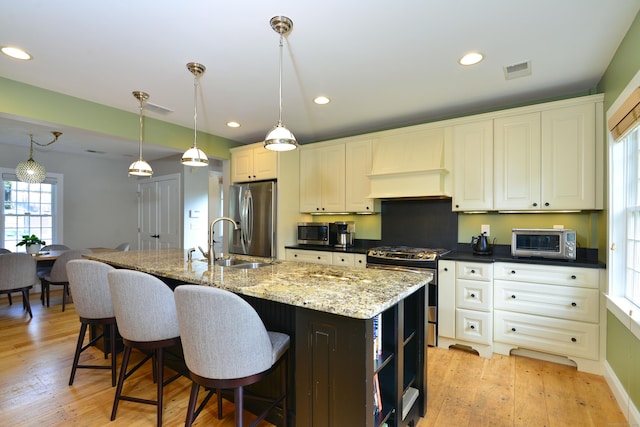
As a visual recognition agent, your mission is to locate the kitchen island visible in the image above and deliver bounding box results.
[85,248,432,427]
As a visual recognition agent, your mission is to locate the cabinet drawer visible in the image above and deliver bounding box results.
[332,252,355,267]
[494,262,599,288]
[494,310,598,360]
[354,254,367,269]
[456,262,493,281]
[494,280,599,323]
[455,279,492,312]
[285,249,332,265]
[455,308,492,345]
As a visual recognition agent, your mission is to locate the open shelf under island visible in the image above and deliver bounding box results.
[85,248,432,427]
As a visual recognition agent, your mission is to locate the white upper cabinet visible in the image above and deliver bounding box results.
[452,120,493,211]
[230,143,277,183]
[345,139,378,213]
[540,102,596,210]
[299,144,345,213]
[494,113,541,210]
[494,102,596,210]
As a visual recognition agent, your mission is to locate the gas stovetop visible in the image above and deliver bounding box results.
[367,246,451,262]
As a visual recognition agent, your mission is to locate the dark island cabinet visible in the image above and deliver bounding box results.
[295,286,427,427]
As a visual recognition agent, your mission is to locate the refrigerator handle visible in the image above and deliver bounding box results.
[245,189,253,246]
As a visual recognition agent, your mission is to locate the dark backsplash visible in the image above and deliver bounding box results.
[380,198,458,250]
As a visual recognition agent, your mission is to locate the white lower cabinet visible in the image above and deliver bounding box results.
[493,262,600,370]
[285,249,366,269]
[437,260,493,357]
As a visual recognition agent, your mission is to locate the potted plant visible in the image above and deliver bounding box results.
[16,234,46,254]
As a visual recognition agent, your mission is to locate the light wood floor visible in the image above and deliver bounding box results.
[0,291,629,426]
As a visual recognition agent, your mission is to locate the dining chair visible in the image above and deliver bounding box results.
[174,285,289,427]
[107,269,183,427]
[66,259,118,387]
[0,253,38,319]
[40,249,91,311]
[0,248,15,305]
[114,242,130,251]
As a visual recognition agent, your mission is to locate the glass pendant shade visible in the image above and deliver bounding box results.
[182,62,209,167]
[181,147,209,166]
[16,157,46,183]
[15,132,61,183]
[128,159,153,176]
[264,16,297,152]
[264,123,297,151]
[129,91,153,177]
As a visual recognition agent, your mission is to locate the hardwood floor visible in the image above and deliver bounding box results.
[0,291,629,426]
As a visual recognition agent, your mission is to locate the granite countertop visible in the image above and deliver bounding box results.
[84,248,432,319]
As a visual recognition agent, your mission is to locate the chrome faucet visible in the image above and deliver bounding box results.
[199,217,239,266]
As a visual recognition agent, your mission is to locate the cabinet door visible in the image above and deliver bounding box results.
[299,147,323,212]
[345,139,377,213]
[253,148,277,181]
[452,120,493,211]
[437,261,456,339]
[231,148,254,183]
[494,113,541,210]
[320,144,346,213]
[541,102,596,210]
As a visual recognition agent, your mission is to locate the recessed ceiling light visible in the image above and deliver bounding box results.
[1,46,32,60]
[313,96,331,105]
[226,121,240,128]
[459,52,484,66]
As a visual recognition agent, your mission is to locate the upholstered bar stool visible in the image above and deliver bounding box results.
[0,253,37,319]
[174,285,290,427]
[40,249,90,311]
[0,248,15,306]
[66,259,117,386]
[107,270,182,427]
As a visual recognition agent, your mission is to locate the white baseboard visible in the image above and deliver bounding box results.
[603,360,640,426]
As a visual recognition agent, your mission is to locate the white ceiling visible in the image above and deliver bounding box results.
[1,1,639,161]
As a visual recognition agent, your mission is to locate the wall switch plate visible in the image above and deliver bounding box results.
[481,224,490,236]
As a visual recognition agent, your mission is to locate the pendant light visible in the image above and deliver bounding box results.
[128,91,153,177]
[15,131,62,183]
[181,62,209,167]
[264,16,298,152]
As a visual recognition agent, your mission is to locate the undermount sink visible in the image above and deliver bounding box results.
[230,262,272,269]
[215,258,247,267]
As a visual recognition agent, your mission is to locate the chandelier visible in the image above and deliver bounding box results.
[15,131,62,183]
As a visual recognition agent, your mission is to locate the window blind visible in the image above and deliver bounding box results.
[609,86,640,141]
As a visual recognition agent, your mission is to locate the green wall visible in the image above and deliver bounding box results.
[597,10,640,414]
[0,77,241,159]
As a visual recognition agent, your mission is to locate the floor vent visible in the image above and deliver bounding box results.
[503,60,532,80]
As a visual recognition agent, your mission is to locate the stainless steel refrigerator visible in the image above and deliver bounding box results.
[228,180,276,258]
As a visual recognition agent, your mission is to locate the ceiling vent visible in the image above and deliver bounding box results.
[503,60,532,80]
[145,102,174,115]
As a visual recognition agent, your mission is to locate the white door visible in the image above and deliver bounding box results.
[138,174,181,249]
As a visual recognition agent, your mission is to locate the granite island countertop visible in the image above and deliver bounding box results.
[84,248,432,319]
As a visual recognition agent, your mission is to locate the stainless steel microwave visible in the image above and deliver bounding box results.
[511,228,577,260]
[297,222,331,245]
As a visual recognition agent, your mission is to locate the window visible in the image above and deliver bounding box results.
[1,170,63,252]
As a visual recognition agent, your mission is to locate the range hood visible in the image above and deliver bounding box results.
[367,127,452,199]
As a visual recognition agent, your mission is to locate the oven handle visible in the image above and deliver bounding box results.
[367,263,435,278]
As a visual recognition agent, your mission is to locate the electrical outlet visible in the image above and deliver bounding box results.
[553,224,564,229]
[481,224,490,236]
